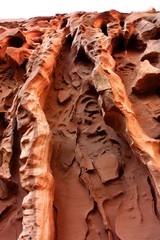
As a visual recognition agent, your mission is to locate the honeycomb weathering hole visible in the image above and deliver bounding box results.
[8,36,24,48]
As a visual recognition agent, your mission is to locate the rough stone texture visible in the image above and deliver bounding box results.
[0,9,160,240]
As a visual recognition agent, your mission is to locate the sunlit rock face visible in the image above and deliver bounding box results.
[0,9,160,240]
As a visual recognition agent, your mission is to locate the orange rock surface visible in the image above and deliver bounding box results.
[0,9,160,240]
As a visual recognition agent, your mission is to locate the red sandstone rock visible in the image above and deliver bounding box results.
[0,9,160,240]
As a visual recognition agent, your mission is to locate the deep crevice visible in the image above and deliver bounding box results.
[0,206,14,220]
[10,120,21,179]
[152,29,160,40]
[8,36,24,48]
[112,35,126,54]
[120,21,125,28]
[156,87,160,97]
[127,35,146,51]
[147,176,160,221]
[101,23,108,36]
[66,34,74,46]
[75,47,94,66]
[61,18,68,28]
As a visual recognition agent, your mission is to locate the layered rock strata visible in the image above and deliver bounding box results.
[0,9,160,240]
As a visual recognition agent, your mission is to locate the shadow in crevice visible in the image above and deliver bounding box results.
[8,36,24,48]
[75,47,94,67]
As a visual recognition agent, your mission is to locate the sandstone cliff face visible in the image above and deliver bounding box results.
[0,9,160,240]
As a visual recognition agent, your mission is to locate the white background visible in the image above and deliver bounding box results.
[0,0,160,19]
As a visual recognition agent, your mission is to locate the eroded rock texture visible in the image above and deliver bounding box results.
[0,9,160,240]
